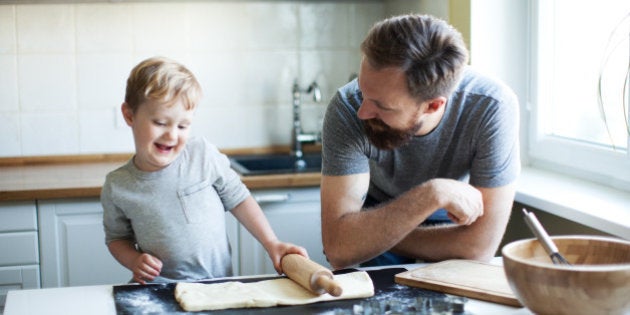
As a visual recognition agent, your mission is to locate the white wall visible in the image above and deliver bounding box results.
[469,0,529,164]
[0,1,384,156]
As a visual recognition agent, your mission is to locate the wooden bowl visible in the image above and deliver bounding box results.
[502,235,630,315]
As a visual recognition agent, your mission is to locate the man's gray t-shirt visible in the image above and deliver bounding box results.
[322,67,521,205]
[101,137,249,282]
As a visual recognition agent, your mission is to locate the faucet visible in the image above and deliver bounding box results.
[291,79,322,169]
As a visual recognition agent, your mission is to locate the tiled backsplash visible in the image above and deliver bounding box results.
[0,1,384,156]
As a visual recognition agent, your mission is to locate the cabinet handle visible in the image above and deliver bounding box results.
[254,194,291,204]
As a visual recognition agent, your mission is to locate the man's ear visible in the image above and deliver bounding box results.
[121,102,134,126]
[426,96,447,113]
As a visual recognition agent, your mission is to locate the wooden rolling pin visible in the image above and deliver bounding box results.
[281,254,343,297]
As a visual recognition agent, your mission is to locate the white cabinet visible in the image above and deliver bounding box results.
[0,202,40,310]
[238,187,328,276]
[38,199,131,288]
[37,198,240,287]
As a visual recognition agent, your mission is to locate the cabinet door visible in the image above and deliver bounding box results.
[0,201,39,267]
[0,265,39,308]
[38,199,131,288]
[239,187,328,276]
[38,198,240,286]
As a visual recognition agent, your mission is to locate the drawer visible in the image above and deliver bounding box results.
[0,232,39,266]
[0,202,37,232]
[0,265,40,307]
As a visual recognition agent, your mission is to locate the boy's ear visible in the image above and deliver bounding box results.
[121,102,134,126]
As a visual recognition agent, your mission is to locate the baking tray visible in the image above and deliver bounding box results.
[113,268,445,314]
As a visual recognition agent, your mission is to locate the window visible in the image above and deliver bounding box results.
[529,0,630,190]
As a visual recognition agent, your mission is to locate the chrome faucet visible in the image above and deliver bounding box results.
[291,79,322,169]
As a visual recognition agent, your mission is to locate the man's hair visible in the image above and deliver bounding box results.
[360,14,469,102]
[124,56,202,112]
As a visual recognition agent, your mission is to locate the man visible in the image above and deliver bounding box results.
[320,14,520,269]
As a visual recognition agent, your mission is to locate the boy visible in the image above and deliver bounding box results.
[102,57,307,284]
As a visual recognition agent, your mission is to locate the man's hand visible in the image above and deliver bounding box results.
[424,178,484,225]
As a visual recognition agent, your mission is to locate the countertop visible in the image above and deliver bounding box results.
[0,146,321,202]
[4,263,532,315]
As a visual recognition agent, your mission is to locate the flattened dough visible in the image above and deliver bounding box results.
[175,271,374,312]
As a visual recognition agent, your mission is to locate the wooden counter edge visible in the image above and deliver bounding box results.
[0,144,322,167]
[0,187,103,202]
[0,145,322,202]
[0,173,321,202]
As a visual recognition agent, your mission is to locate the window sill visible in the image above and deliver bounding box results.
[515,166,630,240]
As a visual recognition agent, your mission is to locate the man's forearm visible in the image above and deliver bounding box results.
[323,182,443,269]
[390,224,496,262]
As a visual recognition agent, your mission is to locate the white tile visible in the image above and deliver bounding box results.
[21,112,79,155]
[300,50,358,105]
[0,55,18,111]
[75,4,133,53]
[78,109,134,154]
[241,51,298,105]
[299,103,327,135]
[188,52,247,108]
[0,6,16,54]
[264,104,293,145]
[16,4,74,53]
[76,53,132,110]
[18,54,76,111]
[299,3,350,49]
[188,2,247,52]
[194,106,280,149]
[131,3,189,55]
[240,2,298,50]
[350,2,384,48]
[0,112,21,157]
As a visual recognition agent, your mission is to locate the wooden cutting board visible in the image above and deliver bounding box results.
[395,259,522,307]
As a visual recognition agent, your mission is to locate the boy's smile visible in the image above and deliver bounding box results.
[122,100,194,172]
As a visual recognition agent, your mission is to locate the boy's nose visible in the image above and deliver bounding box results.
[165,127,178,139]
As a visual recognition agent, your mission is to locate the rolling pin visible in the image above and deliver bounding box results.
[281,254,343,297]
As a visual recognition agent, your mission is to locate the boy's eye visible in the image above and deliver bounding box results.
[154,121,166,126]
[178,124,189,130]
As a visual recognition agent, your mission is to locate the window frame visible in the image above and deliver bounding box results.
[526,0,630,192]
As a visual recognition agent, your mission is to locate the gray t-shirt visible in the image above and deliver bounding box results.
[322,67,521,204]
[101,137,249,282]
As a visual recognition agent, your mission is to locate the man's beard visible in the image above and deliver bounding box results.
[363,118,422,150]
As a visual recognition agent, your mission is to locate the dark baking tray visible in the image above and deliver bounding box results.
[113,268,445,314]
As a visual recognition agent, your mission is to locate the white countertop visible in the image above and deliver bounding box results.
[4,263,532,315]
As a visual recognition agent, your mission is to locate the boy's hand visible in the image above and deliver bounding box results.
[132,253,162,284]
[266,241,308,274]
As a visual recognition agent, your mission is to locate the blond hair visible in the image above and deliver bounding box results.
[124,57,202,112]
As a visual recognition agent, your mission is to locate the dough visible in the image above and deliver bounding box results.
[175,271,374,312]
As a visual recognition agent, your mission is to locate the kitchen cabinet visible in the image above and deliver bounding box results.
[37,198,240,287]
[0,202,40,310]
[38,199,131,288]
[238,187,328,276]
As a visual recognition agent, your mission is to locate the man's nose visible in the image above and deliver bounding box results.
[357,101,377,120]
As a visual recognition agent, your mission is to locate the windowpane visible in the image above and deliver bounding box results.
[540,0,629,150]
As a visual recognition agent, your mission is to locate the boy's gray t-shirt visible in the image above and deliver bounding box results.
[322,67,521,204]
[101,137,249,282]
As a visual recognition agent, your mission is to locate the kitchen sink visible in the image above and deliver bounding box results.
[229,152,322,176]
